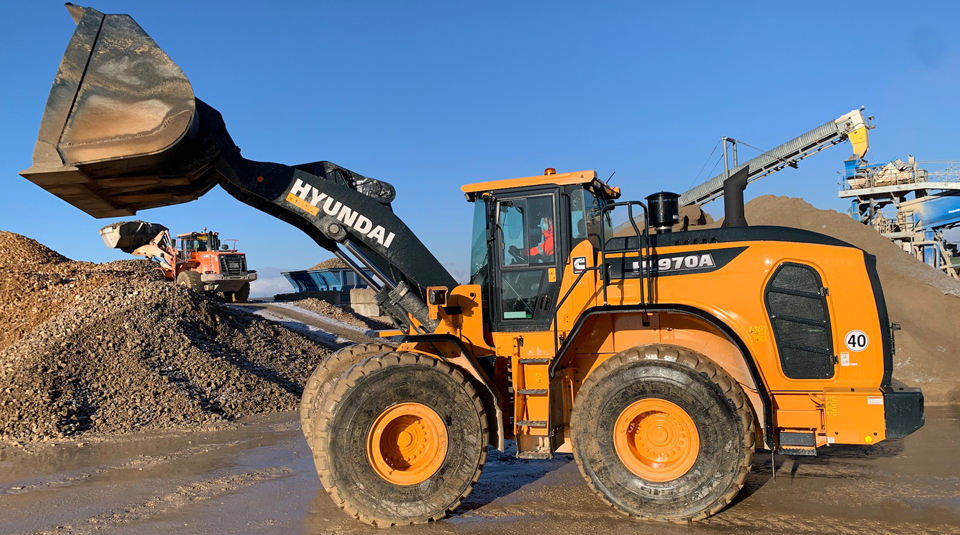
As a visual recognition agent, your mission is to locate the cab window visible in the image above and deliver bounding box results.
[500,196,555,266]
[569,187,604,250]
[498,194,556,322]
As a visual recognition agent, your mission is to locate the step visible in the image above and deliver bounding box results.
[517,451,553,460]
[516,420,547,428]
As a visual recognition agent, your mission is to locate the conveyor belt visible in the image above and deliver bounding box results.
[680,110,869,206]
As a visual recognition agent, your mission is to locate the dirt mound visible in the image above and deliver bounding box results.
[0,234,166,352]
[0,280,328,443]
[0,231,70,268]
[308,258,348,270]
[742,196,960,403]
[0,232,330,443]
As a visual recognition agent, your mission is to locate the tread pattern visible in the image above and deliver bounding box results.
[299,342,392,444]
[571,344,755,522]
[230,282,250,303]
[176,271,202,292]
[312,352,488,527]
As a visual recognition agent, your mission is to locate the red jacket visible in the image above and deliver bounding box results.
[529,226,554,256]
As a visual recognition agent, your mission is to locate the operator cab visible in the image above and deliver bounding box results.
[462,169,621,332]
[177,231,221,255]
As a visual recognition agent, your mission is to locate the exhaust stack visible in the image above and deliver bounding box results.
[721,166,750,228]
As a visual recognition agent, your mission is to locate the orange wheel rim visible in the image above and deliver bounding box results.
[367,402,447,485]
[614,398,699,482]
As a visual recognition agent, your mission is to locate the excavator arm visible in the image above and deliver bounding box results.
[20,4,454,330]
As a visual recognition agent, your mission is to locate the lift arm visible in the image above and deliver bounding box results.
[679,109,872,207]
[19,4,454,330]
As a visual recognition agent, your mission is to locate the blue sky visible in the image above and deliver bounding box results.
[2,1,958,295]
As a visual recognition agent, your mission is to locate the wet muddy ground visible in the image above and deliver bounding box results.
[1,407,957,535]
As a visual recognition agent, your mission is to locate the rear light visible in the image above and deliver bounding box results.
[205,270,214,274]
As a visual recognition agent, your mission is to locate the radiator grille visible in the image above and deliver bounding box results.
[219,255,246,276]
[764,262,834,379]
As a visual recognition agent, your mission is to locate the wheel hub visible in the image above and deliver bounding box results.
[614,398,700,482]
[367,402,447,485]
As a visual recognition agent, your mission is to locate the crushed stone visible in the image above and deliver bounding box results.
[307,258,349,271]
[0,232,328,443]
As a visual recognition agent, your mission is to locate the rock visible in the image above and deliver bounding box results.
[0,232,329,443]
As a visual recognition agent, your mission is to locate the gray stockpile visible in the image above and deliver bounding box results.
[0,231,328,443]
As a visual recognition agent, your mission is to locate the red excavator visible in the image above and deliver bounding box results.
[100,221,257,302]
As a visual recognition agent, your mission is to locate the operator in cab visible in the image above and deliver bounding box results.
[508,215,554,262]
[529,215,554,259]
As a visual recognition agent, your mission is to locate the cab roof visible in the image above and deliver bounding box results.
[461,169,621,201]
[177,231,218,238]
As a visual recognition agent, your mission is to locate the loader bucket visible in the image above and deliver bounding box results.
[19,4,217,218]
[99,220,168,253]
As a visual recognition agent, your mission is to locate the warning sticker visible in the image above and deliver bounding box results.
[839,352,857,366]
[826,396,839,417]
[286,192,319,216]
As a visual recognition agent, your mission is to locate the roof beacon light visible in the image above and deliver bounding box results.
[544,168,556,175]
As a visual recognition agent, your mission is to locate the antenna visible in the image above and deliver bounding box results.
[605,171,616,184]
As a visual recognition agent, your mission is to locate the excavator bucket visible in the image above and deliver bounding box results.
[19,4,217,218]
[99,220,169,253]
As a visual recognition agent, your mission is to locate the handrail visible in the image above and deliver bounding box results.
[551,201,653,355]
[552,265,600,355]
[600,201,652,306]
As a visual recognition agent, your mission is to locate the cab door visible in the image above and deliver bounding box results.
[492,192,561,332]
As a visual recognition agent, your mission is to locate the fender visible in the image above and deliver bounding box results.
[397,334,505,452]
[550,303,773,448]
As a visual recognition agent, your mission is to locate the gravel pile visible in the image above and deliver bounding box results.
[308,258,349,270]
[0,231,166,352]
[740,196,960,403]
[0,232,70,266]
[0,232,329,443]
[273,294,391,330]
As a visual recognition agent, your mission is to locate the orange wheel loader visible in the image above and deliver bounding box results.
[21,4,923,526]
[99,221,257,302]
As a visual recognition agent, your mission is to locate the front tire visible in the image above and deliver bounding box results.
[300,342,392,444]
[313,352,487,526]
[176,270,203,292]
[231,282,250,303]
[571,344,754,522]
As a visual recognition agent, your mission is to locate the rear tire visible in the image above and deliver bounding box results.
[300,342,392,444]
[231,282,250,303]
[176,271,203,292]
[571,344,754,522]
[313,352,487,526]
